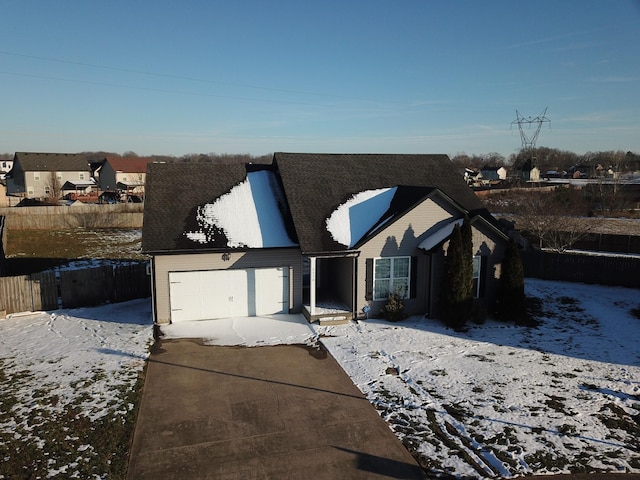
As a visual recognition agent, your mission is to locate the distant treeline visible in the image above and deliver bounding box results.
[453,147,640,173]
[0,151,273,164]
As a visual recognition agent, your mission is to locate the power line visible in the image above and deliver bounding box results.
[0,70,326,107]
[0,50,385,104]
[511,107,550,166]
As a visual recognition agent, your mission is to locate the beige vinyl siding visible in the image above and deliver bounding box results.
[438,219,507,308]
[152,248,303,324]
[470,220,506,304]
[25,170,90,199]
[356,196,457,317]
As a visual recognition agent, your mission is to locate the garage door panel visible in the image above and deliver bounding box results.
[255,267,289,315]
[169,272,204,322]
[196,269,249,319]
[169,267,289,323]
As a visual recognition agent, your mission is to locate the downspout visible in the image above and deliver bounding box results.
[148,257,158,325]
[352,256,358,320]
[427,253,433,318]
[309,256,316,316]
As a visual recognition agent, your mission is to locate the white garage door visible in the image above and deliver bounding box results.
[169,267,289,322]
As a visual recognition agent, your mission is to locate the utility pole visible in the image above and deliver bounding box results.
[511,107,550,167]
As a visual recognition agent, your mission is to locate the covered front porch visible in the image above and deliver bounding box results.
[302,253,358,325]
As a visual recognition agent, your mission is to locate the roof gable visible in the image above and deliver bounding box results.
[273,153,485,253]
[14,152,92,172]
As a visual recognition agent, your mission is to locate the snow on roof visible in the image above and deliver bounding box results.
[117,180,144,187]
[325,187,397,248]
[185,170,297,248]
[418,217,463,251]
[62,179,96,188]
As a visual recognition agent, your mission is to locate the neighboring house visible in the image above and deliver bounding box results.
[0,159,13,180]
[6,152,93,200]
[529,166,541,182]
[464,168,482,186]
[142,153,508,326]
[480,166,507,181]
[96,156,154,197]
[0,182,8,207]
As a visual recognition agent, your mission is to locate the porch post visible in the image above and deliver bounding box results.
[309,256,317,316]
[352,256,358,320]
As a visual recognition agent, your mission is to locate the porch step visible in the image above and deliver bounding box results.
[316,315,350,326]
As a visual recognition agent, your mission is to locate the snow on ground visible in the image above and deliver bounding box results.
[318,279,640,478]
[1,279,639,478]
[0,298,154,476]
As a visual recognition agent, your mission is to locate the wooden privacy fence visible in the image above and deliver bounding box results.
[522,249,640,289]
[0,262,150,315]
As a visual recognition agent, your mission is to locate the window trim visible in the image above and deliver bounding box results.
[472,255,482,298]
[373,256,411,301]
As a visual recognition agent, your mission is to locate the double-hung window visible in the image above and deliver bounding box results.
[373,256,410,300]
[472,256,482,298]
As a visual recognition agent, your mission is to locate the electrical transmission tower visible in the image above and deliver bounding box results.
[511,107,550,166]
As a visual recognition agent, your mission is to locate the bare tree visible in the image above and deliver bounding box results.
[45,172,63,202]
[509,187,598,252]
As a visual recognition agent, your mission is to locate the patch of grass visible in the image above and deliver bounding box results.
[522,296,545,326]
[6,228,144,268]
[443,403,472,421]
[544,394,575,416]
[486,426,519,447]
[557,423,578,436]
[465,353,495,362]
[559,296,580,307]
[597,402,640,445]
[547,371,578,379]
[0,362,147,480]
[429,369,447,377]
[525,449,569,472]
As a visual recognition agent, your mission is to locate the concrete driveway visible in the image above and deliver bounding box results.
[127,339,426,479]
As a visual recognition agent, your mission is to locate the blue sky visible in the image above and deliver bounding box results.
[1,1,639,158]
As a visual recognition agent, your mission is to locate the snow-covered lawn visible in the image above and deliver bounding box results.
[1,279,639,478]
[319,279,640,478]
[0,299,154,479]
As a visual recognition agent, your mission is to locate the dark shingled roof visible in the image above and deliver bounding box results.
[142,161,298,253]
[273,153,485,253]
[143,162,248,253]
[14,152,92,172]
[143,153,489,255]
